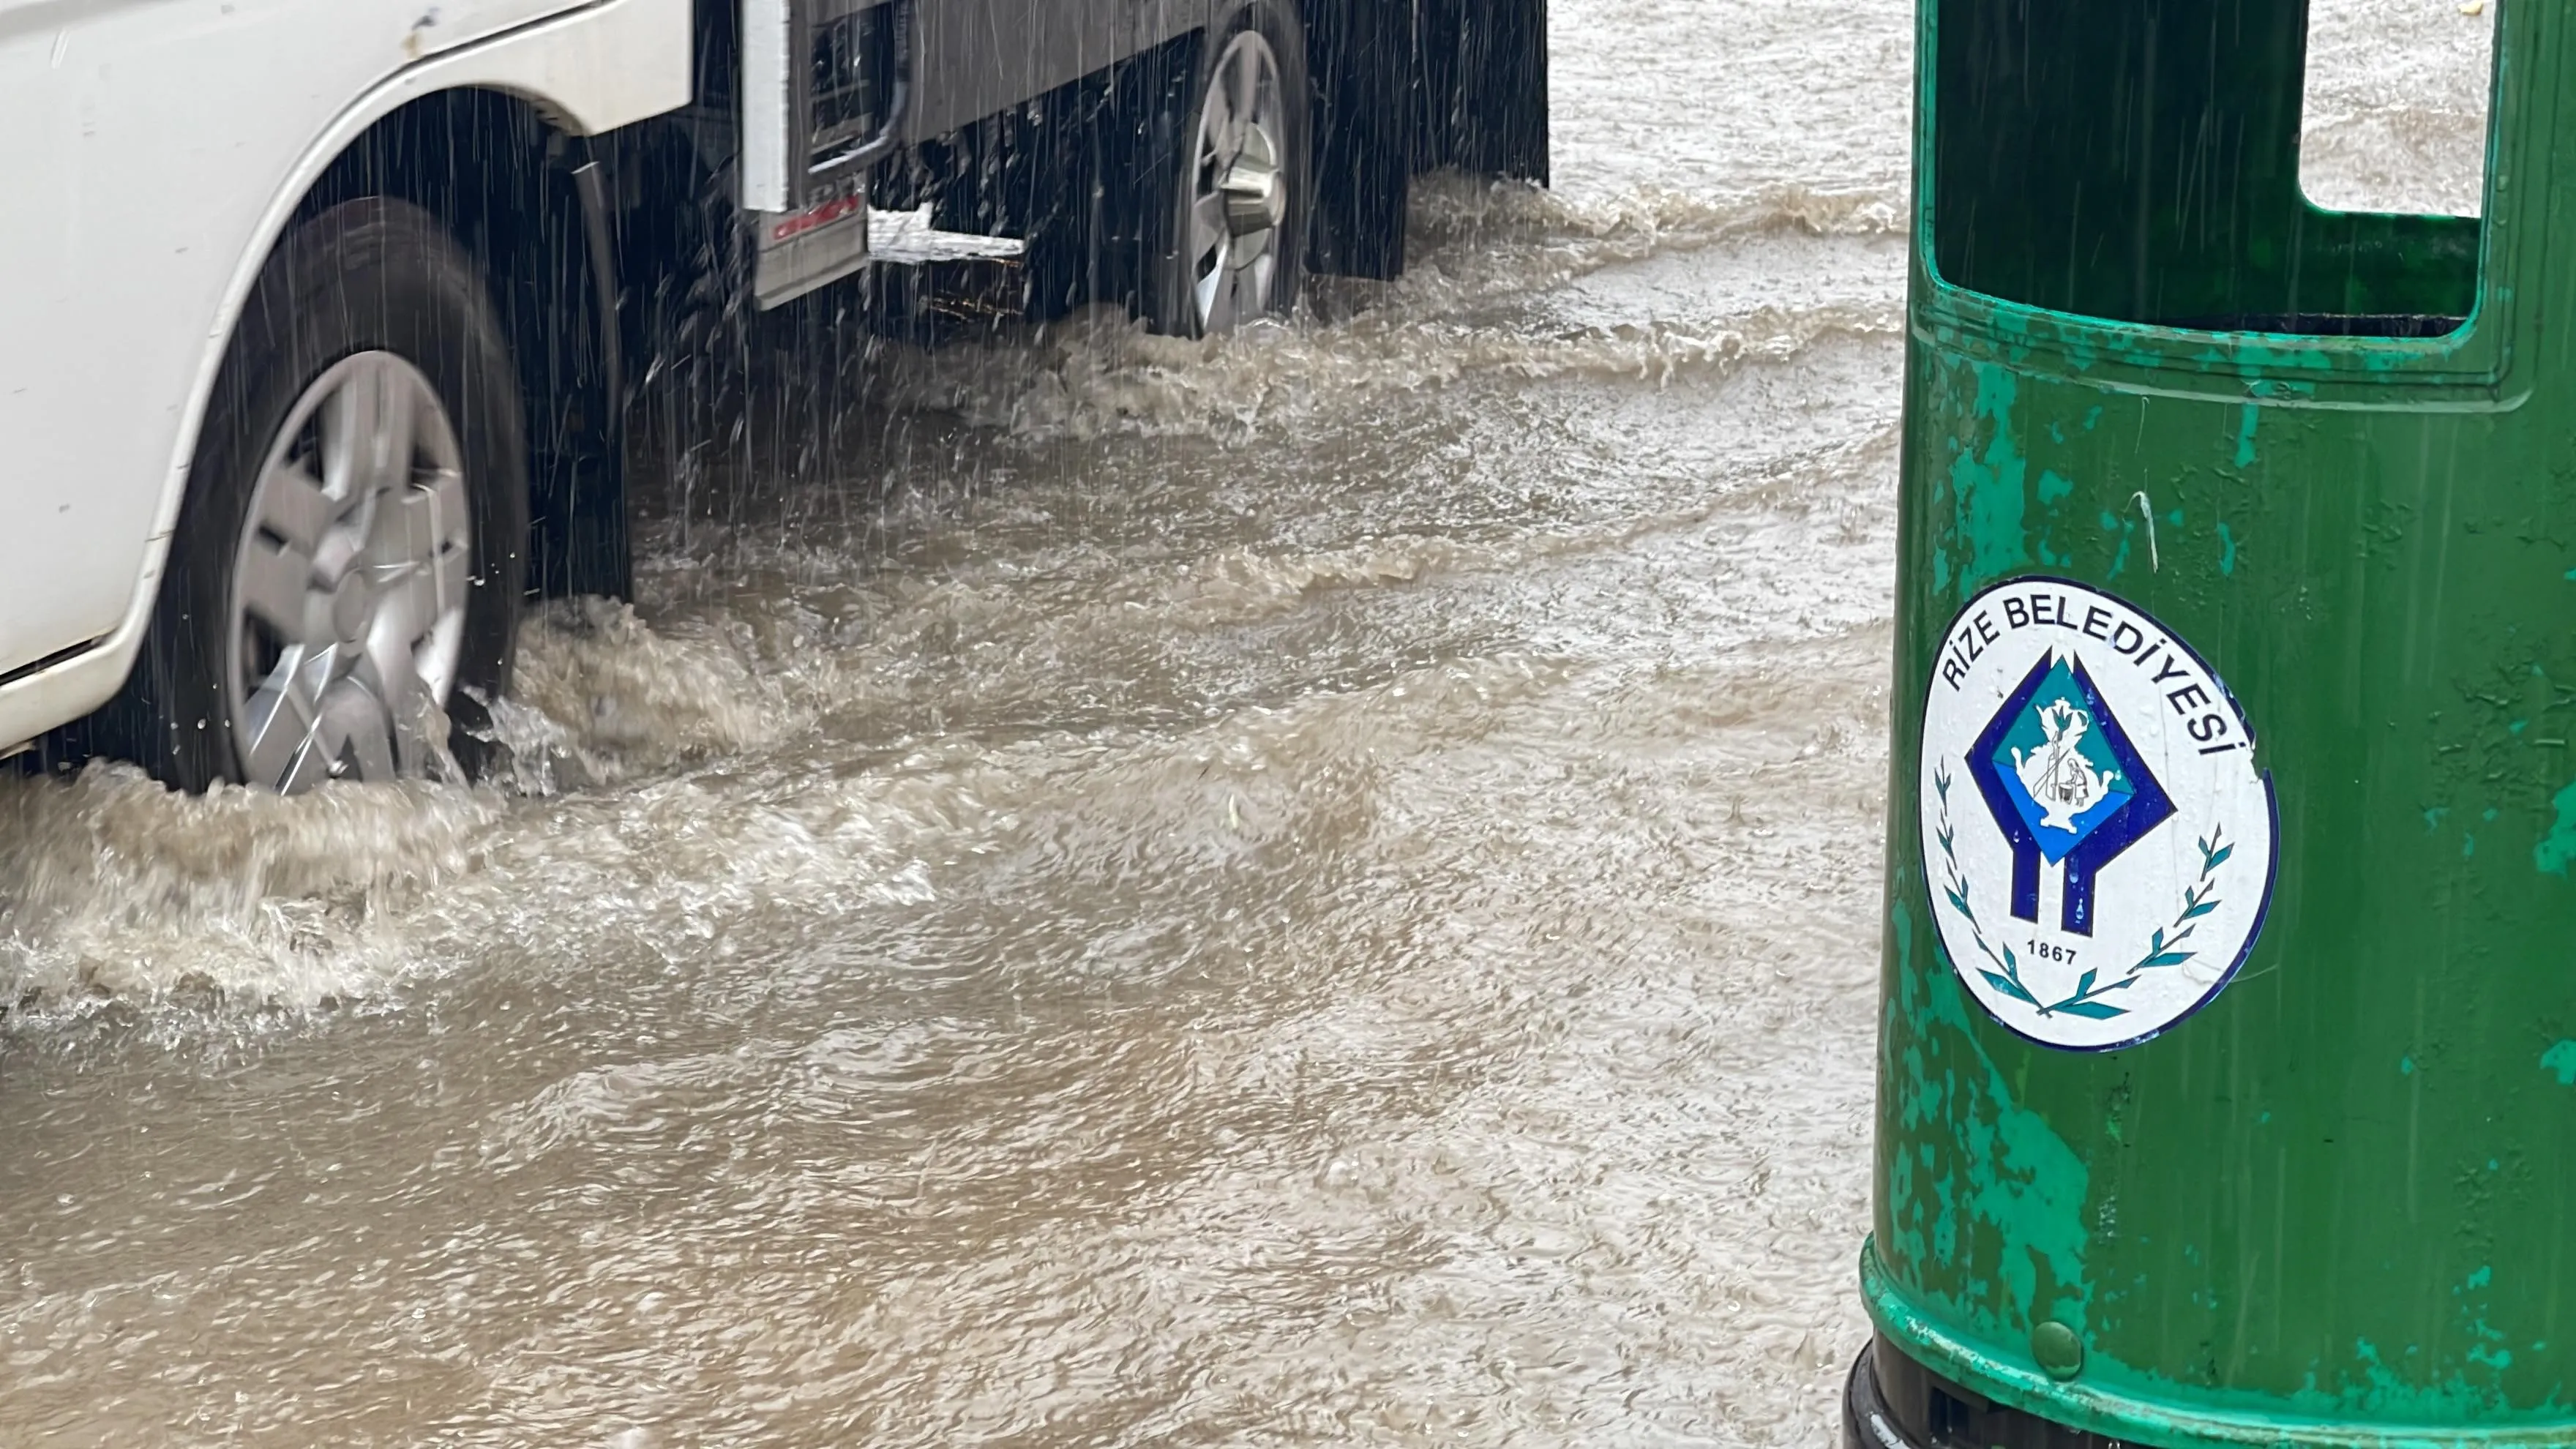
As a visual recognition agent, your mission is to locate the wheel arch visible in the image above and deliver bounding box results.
[301,87,634,604]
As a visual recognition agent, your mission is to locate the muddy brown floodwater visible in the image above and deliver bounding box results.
[0,1,2485,1444]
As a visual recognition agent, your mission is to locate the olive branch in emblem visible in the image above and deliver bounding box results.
[2043,829,2234,1016]
[1931,764,2042,1008]
[1935,764,2234,1023]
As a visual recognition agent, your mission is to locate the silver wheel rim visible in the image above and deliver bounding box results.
[1186,29,1291,334]
[227,351,473,793]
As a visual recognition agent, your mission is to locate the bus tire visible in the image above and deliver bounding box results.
[116,198,528,793]
[1144,0,1312,337]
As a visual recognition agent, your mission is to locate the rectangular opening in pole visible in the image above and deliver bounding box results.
[1928,0,2496,339]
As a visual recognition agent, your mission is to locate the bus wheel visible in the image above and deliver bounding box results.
[1146,1,1311,337]
[124,198,527,793]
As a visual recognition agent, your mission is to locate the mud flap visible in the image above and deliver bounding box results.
[1308,0,1547,280]
[1415,0,1548,184]
[528,154,632,603]
[1307,0,1415,279]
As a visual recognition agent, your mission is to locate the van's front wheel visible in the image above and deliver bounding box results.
[119,198,528,793]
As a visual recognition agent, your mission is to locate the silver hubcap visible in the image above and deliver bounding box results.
[1186,31,1290,334]
[227,351,473,793]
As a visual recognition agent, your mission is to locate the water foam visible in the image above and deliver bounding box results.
[0,764,497,1013]
[501,597,800,787]
[869,294,1896,444]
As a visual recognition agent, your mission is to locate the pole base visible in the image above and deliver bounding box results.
[1842,1339,1924,1449]
[1843,1336,2134,1449]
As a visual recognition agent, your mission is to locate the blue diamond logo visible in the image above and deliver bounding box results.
[1991,659,2135,864]
[1964,651,2175,935]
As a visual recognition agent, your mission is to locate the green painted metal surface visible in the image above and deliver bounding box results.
[1862,1,2576,1445]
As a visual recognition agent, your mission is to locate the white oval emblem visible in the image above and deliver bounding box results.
[1918,577,2277,1051]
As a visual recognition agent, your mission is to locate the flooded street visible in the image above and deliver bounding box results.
[0,1,2487,1444]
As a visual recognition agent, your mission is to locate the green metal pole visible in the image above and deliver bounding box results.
[1848,1,2576,1445]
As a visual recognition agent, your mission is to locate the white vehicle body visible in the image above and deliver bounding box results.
[0,0,689,752]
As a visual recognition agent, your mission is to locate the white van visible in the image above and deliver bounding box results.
[0,0,1546,790]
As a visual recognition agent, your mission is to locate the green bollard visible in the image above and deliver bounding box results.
[1846,1,2576,1446]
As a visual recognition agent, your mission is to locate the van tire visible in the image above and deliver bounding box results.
[111,198,528,793]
